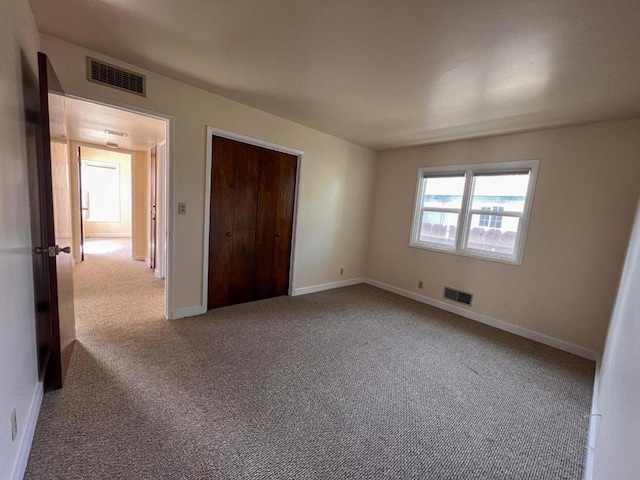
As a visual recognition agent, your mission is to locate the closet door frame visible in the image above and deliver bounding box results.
[203,126,303,309]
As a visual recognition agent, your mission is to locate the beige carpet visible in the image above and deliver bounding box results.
[25,238,595,479]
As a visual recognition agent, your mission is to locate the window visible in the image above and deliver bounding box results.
[410,160,539,264]
[81,160,121,222]
[479,206,504,228]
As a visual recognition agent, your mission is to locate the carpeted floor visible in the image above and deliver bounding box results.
[25,239,595,480]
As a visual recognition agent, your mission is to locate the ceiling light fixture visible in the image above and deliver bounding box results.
[105,129,128,137]
[106,141,119,148]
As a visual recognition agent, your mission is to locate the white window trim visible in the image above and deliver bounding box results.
[409,159,539,265]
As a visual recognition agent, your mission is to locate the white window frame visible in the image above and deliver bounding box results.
[409,159,539,265]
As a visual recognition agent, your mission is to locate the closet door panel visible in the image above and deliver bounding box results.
[208,137,235,308]
[208,137,259,308]
[254,150,297,299]
[228,143,260,305]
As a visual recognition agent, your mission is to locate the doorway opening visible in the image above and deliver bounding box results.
[65,96,171,318]
[80,148,132,247]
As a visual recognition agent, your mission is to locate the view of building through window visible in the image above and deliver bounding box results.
[412,162,538,263]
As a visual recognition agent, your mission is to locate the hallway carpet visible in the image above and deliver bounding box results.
[26,239,594,479]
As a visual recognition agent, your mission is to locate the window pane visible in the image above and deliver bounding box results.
[466,214,519,256]
[418,210,458,247]
[471,173,529,213]
[423,176,465,209]
[82,162,121,222]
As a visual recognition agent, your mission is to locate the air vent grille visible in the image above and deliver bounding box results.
[443,287,473,306]
[87,57,146,96]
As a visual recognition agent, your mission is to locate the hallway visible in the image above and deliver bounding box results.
[75,238,164,337]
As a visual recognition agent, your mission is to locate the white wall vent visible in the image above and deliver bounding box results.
[444,286,473,306]
[87,57,146,97]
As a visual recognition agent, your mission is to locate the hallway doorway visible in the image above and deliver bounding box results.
[65,96,171,318]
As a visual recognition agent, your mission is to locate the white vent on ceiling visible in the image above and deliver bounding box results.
[87,57,146,97]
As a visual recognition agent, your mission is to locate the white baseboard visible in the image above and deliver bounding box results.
[365,279,599,361]
[584,358,602,480]
[293,278,365,296]
[173,278,364,318]
[132,256,152,268]
[170,305,207,320]
[11,382,43,480]
[85,233,132,238]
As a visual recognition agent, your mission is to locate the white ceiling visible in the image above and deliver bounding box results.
[31,0,640,151]
[65,97,166,151]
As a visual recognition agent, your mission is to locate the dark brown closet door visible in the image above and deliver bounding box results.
[208,137,260,308]
[253,149,298,300]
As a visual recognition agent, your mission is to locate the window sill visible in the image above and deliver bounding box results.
[409,241,523,266]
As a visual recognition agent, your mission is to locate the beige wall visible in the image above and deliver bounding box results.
[132,149,151,261]
[0,0,41,477]
[41,35,377,313]
[81,146,132,237]
[367,119,640,354]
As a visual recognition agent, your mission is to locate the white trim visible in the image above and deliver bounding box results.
[202,128,213,313]
[84,233,132,238]
[584,358,602,480]
[65,92,170,122]
[293,278,365,296]
[64,92,174,321]
[10,382,43,480]
[155,140,167,280]
[170,305,207,320]
[206,127,305,157]
[164,115,174,321]
[364,279,599,360]
[132,255,150,264]
[202,126,304,313]
[288,154,303,297]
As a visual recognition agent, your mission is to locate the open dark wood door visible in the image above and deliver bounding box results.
[24,52,51,382]
[77,146,85,261]
[150,145,157,270]
[30,52,76,391]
